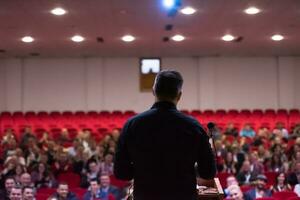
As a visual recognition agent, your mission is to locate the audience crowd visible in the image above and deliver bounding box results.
[0,112,300,200]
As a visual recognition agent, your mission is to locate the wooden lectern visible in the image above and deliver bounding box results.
[198,178,224,200]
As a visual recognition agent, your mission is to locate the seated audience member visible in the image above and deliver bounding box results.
[9,186,23,200]
[99,154,114,176]
[271,154,283,173]
[1,128,16,145]
[236,161,257,185]
[99,174,119,200]
[83,178,115,200]
[240,124,255,138]
[287,161,300,187]
[50,182,79,200]
[271,172,292,193]
[291,124,300,138]
[223,152,237,174]
[224,176,239,197]
[38,132,52,147]
[0,176,16,200]
[226,184,244,200]
[52,152,72,177]
[244,174,272,200]
[22,186,35,200]
[249,152,264,175]
[81,159,101,188]
[224,123,239,137]
[20,173,34,188]
[273,122,289,139]
[12,164,26,184]
[31,162,56,188]
[57,128,72,146]
[20,126,37,150]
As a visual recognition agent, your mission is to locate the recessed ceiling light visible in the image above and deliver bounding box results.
[271,34,284,41]
[21,36,34,43]
[171,35,185,42]
[222,34,235,42]
[122,35,135,42]
[71,35,85,42]
[244,6,260,15]
[180,7,196,15]
[51,7,67,16]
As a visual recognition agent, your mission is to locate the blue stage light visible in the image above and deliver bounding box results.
[163,0,175,9]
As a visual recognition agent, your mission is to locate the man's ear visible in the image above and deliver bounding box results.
[152,88,156,97]
[177,91,182,102]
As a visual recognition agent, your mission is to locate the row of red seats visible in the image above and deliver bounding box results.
[0,109,299,137]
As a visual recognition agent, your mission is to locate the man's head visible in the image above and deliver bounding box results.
[20,173,32,187]
[153,70,183,104]
[57,182,69,198]
[88,160,98,173]
[255,174,268,190]
[100,174,110,188]
[90,178,100,194]
[10,186,23,200]
[5,176,16,192]
[226,176,238,187]
[23,186,34,200]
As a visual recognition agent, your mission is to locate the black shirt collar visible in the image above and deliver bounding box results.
[151,101,177,110]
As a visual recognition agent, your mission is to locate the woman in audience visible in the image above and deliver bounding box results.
[13,164,26,184]
[271,172,292,193]
[226,184,244,200]
[31,162,56,188]
[223,151,237,174]
[99,153,114,176]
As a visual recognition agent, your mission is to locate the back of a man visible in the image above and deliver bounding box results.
[114,70,216,200]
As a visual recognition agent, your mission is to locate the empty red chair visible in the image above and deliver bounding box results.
[57,172,81,188]
[256,198,276,200]
[287,197,300,200]
[37,188,56,195]
[35,193,50,200]
[273,191,298,199]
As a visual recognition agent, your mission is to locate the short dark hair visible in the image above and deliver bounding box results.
[90,178,100,184]
[153,70,183,100]
[22,186,33,193]
[5,176,16,183]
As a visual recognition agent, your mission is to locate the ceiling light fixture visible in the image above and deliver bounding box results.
[222,34,235,42]
[171,34,185,42]
[51,7,67,16]
[71,35,85,42]
[271,34,284,41]
[180,7,196,15]
[163,0,176,8]
[244,6,260,15]
[21,36,34,43]
[122,35,135,42]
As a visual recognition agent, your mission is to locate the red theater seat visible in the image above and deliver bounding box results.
[273,191,298,199]
[57,172,81,188]
[256,198,276,200]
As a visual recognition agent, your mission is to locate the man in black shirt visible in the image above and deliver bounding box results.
[114,70,216,200]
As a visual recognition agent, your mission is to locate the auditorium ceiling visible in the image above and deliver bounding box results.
[0,0,300,57]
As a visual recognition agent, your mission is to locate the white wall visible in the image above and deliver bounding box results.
[0,56,299,112]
